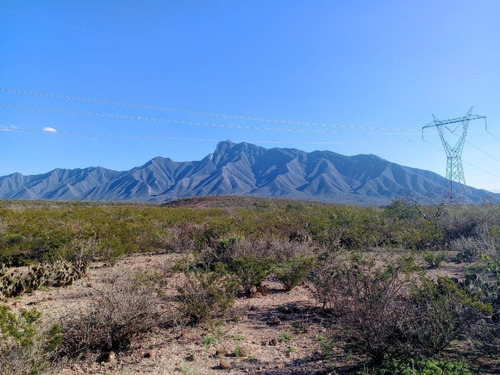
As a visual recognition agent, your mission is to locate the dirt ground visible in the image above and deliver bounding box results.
[4,252,500,375]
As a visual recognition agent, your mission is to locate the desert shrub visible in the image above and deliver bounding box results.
[199,237,316,293]
[200,237,283,267]
[0,218,7,234]
[0,306,62,375]
[64,236,98,264]
[311,252,414,363]
[402,219,446,251]
[383,199,420,221]
[176,263,237,325]
[271,239,317,262]
[358,357,472,375]
[200,236,242,265]
[460,254,500,354]
[451,224,496,263]
[193,218,234,252]
[61,271,163,357]
[382,199,449,250]
[311,253,487,364]
[438,203,500,241]
[400,276,489,359]
[229,255,274,294]
[275,255,316,291]
[158,223,202,253]
[423,251,446,269]
[309,250,347,309]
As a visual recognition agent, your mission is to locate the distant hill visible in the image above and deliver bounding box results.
[0,140,498,205]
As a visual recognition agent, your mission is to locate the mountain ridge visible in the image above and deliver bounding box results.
[1,140,498,205]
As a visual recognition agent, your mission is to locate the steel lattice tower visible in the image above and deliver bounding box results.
[422,107,487,201]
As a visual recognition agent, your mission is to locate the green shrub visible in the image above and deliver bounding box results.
[400,276,490,360]
[358,357,472,375]
[384,199,421,221]
[278,332,292,342]
[316,335,335,360]
[423,251,446,269]
[275,255,316,291]
[176,263,237,325]
[460,254,500,354]
[0,306,62,375]
[229,255,274,294]
[311,252,487,364]
[201,236,242,265]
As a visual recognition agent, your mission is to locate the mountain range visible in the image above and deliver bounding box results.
[0,140,498,205]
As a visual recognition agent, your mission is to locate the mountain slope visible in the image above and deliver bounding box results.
[0,141,497,205]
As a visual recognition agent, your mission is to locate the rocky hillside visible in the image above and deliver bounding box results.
[0,141,497,205]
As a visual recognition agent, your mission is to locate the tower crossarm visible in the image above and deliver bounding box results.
[421,107,488,201]
[423,114,486,128]
[422,107,487,140]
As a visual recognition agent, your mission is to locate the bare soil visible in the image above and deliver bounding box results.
[3,252,500,375]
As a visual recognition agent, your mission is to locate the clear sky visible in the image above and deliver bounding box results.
[1,1,499,192]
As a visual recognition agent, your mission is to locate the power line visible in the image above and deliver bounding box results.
[422,139,443,152]
[462,160,500,181]
[466,140,500,164]
[0,104,421,136]
[0,125,415,146]
[0,88,421,133]
[438,126,500,164]
[5,123,497,181]
[423,140,500,181]
[5,124,498,182]
[0,126,219,142]
[487,130,500,144]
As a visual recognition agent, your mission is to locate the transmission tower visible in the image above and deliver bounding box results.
[422,107,487,202]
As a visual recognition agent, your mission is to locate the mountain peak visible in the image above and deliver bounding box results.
[0,141,498,204]
[215,140,236,151]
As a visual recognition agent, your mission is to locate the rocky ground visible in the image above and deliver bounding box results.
[5,253,346,375]
[4,252,500,375]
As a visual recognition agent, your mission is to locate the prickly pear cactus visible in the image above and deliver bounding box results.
[0,258,88,299]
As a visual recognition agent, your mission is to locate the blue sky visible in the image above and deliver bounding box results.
[1,1,500,191]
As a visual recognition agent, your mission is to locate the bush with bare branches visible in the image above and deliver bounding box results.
[451,224,497,263]
[311,252,488,365]
[60,271,167,358]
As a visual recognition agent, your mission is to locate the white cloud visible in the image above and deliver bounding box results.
[0,125,19,132]
[42,127,57,133]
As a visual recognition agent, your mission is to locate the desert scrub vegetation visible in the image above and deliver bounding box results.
[357,357,473,375]
[175,262,238,325]
[0,259,88,300]
[1,197,500,373]
[0,306,62,375]
[310,251,491,368]
[275,255,316,291]
[0,198,465,266]
[60,270,167,358]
